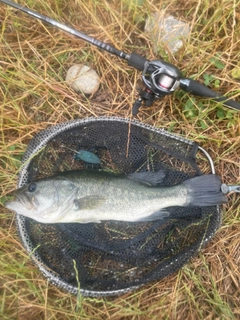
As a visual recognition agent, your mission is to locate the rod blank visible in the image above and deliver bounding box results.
[0,0,130,60]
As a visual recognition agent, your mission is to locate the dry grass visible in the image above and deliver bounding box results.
[0,0,239,319]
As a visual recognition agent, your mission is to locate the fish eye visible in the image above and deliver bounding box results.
[28,182,37,192]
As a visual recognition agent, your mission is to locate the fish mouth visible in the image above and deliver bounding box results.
[7,192,36,211]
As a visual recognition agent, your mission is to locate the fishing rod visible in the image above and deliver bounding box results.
[1,0,240,115]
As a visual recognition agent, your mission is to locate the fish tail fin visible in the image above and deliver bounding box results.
[183,174,227,207]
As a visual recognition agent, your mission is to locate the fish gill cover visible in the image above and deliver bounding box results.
[15,117,220,296]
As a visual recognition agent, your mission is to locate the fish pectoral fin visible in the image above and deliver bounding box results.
[137,209,170,222]
[73,195,105,210]
[127,170,166,187]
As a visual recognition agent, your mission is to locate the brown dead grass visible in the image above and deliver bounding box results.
[0,0,239,319]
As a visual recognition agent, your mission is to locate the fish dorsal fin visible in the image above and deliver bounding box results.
[127,170,166,187]
[73,195,105,210]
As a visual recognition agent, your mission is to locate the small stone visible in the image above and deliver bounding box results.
[145,12,190,54]
[65,64,100,95]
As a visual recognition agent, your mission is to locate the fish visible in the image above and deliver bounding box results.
[74,150,101,164]
[4,170,227,224]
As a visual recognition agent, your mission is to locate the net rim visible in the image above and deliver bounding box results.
[15,116,219,296]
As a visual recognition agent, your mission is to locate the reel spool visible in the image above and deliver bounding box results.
[15,117,221,296]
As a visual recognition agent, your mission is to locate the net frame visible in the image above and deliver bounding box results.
[15,116,221,296]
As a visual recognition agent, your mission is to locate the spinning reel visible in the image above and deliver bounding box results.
[1,0,240,115]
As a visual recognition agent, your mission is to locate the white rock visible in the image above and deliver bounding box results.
[65,64,100,94]
[145,12,190,54]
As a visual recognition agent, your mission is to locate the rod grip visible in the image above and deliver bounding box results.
[180,78,240,111]
[128,53,148,71]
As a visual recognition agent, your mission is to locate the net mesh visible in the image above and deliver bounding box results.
[15,117,221,296]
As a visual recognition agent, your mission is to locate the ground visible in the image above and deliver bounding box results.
[0,0,239,319]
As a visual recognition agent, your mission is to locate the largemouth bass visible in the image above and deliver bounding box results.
[5,170,227,224]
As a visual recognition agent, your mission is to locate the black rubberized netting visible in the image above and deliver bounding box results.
[16,117,221,296]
